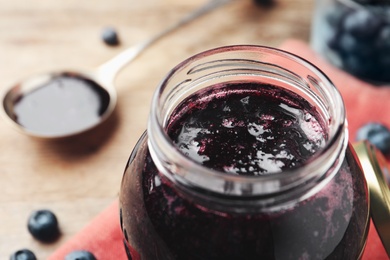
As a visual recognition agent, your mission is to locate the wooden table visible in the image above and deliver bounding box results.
[0,0,314,258]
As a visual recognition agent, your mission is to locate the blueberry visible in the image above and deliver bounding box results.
[342,54,363,72]
[327,30,341,50]
[65,250,97,260]
[379,52,390,67]
[325,5,351,28]
[356,123,390,154]
[27,209,60,243]
[377,51,390,81]
[10,249,37,260]
[342,9,383,39]
[343,52,390,82]
[342,54,377,78]
[337,33,374,57]
[101,27,120,46]
[375,25,390,51]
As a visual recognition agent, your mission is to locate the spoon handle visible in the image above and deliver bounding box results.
[97,0,235,83]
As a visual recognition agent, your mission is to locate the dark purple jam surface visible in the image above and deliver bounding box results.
[120,83,369,260]
[167,83,326,175]
[12,74,110,136]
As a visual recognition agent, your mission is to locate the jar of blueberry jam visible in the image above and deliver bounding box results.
[119,45,370,259]
[311,0,390,84]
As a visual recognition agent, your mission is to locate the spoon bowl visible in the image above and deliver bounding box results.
[1,0,234,138]
[2,69,117,138]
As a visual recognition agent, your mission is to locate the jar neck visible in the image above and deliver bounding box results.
[147,45,347,211]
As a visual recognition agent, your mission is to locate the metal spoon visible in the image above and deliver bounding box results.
[1,0,234,138]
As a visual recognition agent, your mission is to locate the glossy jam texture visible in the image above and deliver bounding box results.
[167,83,326,175]
[120,83,369,260]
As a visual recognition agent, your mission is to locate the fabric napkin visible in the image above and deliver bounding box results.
[49,39,389,259]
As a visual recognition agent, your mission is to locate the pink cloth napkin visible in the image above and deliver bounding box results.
[48,201,126,259]
[49,39,390,259]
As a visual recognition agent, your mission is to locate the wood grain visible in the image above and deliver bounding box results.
[0,0,314,258]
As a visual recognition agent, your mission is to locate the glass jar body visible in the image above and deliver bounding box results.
[119,45,370,259]
[120,134,368,260]
[310,0,390,84]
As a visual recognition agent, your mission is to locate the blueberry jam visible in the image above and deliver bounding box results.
[120,83,369,259]
[167,83,326,175]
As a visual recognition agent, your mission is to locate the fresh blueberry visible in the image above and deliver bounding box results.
[320,0,390,83]
[368,5,390,18]
[325,5,350,28]
[337,33,374,58]
[356,123,390,154]
[27,209,60,243]
[326,30,341,50]
[343,52,390,82]
[377,49,390,81]
[342,54,377,79]
[379,51,390,67]
[342,9,383,39]
[10,249,37,260]
[65,250,97,260]
[337,33,360,54]
[375,25,390,51]
[101,27,120,46]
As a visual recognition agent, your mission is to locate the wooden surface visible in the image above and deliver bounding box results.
[0,0,314,258]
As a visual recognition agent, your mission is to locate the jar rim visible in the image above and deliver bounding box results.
[148,44,347,201]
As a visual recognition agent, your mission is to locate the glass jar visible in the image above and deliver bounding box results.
[310,0,390,85]
[119,45,369,259]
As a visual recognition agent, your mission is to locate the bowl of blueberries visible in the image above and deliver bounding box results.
[310,0,390,85]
